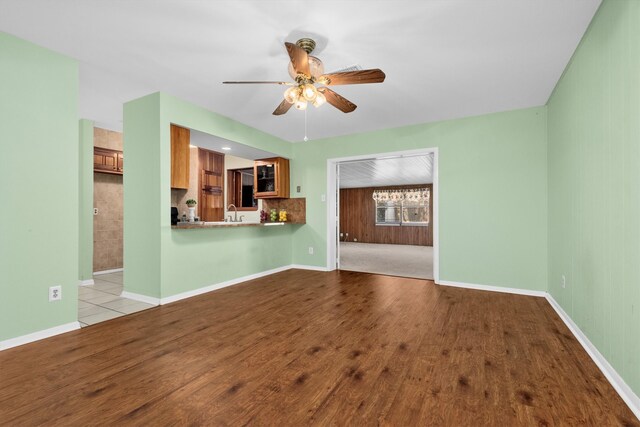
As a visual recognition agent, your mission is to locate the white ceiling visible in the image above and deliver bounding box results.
[0,0,600,142]
[339,155,433,189]
[189,129,277,160]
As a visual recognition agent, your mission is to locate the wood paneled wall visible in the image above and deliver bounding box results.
[339,184,433,246]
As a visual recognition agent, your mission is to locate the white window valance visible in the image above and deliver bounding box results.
[372,188,429,202]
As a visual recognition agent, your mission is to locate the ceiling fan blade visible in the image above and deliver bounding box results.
[272,99,293,116]
[318,88,357,113]
[318,69,386,86]
[223,81,294,85]
[285,42,310,78]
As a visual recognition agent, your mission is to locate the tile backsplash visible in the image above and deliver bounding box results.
[171,146,199,216]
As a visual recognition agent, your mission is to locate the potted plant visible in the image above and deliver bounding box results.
[186,199,197,222]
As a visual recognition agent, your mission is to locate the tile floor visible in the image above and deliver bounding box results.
[78,271,155,327]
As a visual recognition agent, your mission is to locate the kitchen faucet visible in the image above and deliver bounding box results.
[227,204,239,222]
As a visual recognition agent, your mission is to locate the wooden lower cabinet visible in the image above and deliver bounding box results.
[200,189,224,222]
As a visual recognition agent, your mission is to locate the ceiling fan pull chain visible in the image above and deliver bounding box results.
[303,108,308,142]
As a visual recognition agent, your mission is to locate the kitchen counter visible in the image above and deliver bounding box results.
[172,221,287,229]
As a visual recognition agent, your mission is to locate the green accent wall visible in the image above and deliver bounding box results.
[547,0,640,394]
[291,107,548,291]
[79,119,94,282]
[0,32,79,340]
[124,93,294,299]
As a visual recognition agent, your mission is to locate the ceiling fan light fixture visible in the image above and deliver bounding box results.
[224,37,385,117]
[284,86,299,104]
[312,92,326,108]
[302,83,318,101]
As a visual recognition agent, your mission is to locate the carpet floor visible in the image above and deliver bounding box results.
[339,242,433,280]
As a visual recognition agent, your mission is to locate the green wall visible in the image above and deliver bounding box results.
[547,0,640,394]
[78,119,94,282]
[123,94,163,297]
[0,32,79,340]
[291,107,548,291]
[124,93,294,299]
[124,96,548,298]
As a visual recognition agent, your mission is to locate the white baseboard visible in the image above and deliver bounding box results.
[160,265,293,305]
[437,280,547,297]
[290,264,330,272]
[120,265,327,306]
[94,268,123,275]
[545,293,640,420]
[79,279,95,286]
[0,322,80,351]
[120,291,160,306]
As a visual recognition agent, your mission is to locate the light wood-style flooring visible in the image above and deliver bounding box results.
[0,269,637,426]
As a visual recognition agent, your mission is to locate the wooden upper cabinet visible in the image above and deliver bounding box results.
[254,157,290,199]
[198,148,225,221]
[170,124,190,189]
[117,152,124,173]
[94,147,122,175]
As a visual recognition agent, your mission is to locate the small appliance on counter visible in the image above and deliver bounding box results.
[171,207,179,225]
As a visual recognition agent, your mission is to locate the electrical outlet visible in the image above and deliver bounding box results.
[354,238,358,242]
[297,185,301,193]
[308,246,314,255]
[49,285,62,302]
[93,208,99,215]
[321,194,326,202]
[561,275,566,289]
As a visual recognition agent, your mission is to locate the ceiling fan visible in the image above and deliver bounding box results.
[223,38,386,115]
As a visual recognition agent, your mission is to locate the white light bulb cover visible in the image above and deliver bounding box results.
[312,92,326,108]
[294,99,308,110]
[302,84,318,101]
[284,86,299,104]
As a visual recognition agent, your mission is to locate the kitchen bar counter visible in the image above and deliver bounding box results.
[172,221,287,229]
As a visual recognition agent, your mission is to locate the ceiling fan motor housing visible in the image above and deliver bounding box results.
[295,38,316,54]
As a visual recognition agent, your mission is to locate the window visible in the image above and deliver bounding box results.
[373,188,430,226]
[375,200,402,225]
[227,167,257,210]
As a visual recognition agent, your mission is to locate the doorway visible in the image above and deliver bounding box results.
[79,126,154,327]
[327,149,439,281]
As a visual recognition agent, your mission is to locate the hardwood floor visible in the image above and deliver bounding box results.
[0,269,637,426]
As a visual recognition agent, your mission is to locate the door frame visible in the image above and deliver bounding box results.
[326,147,439,283]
